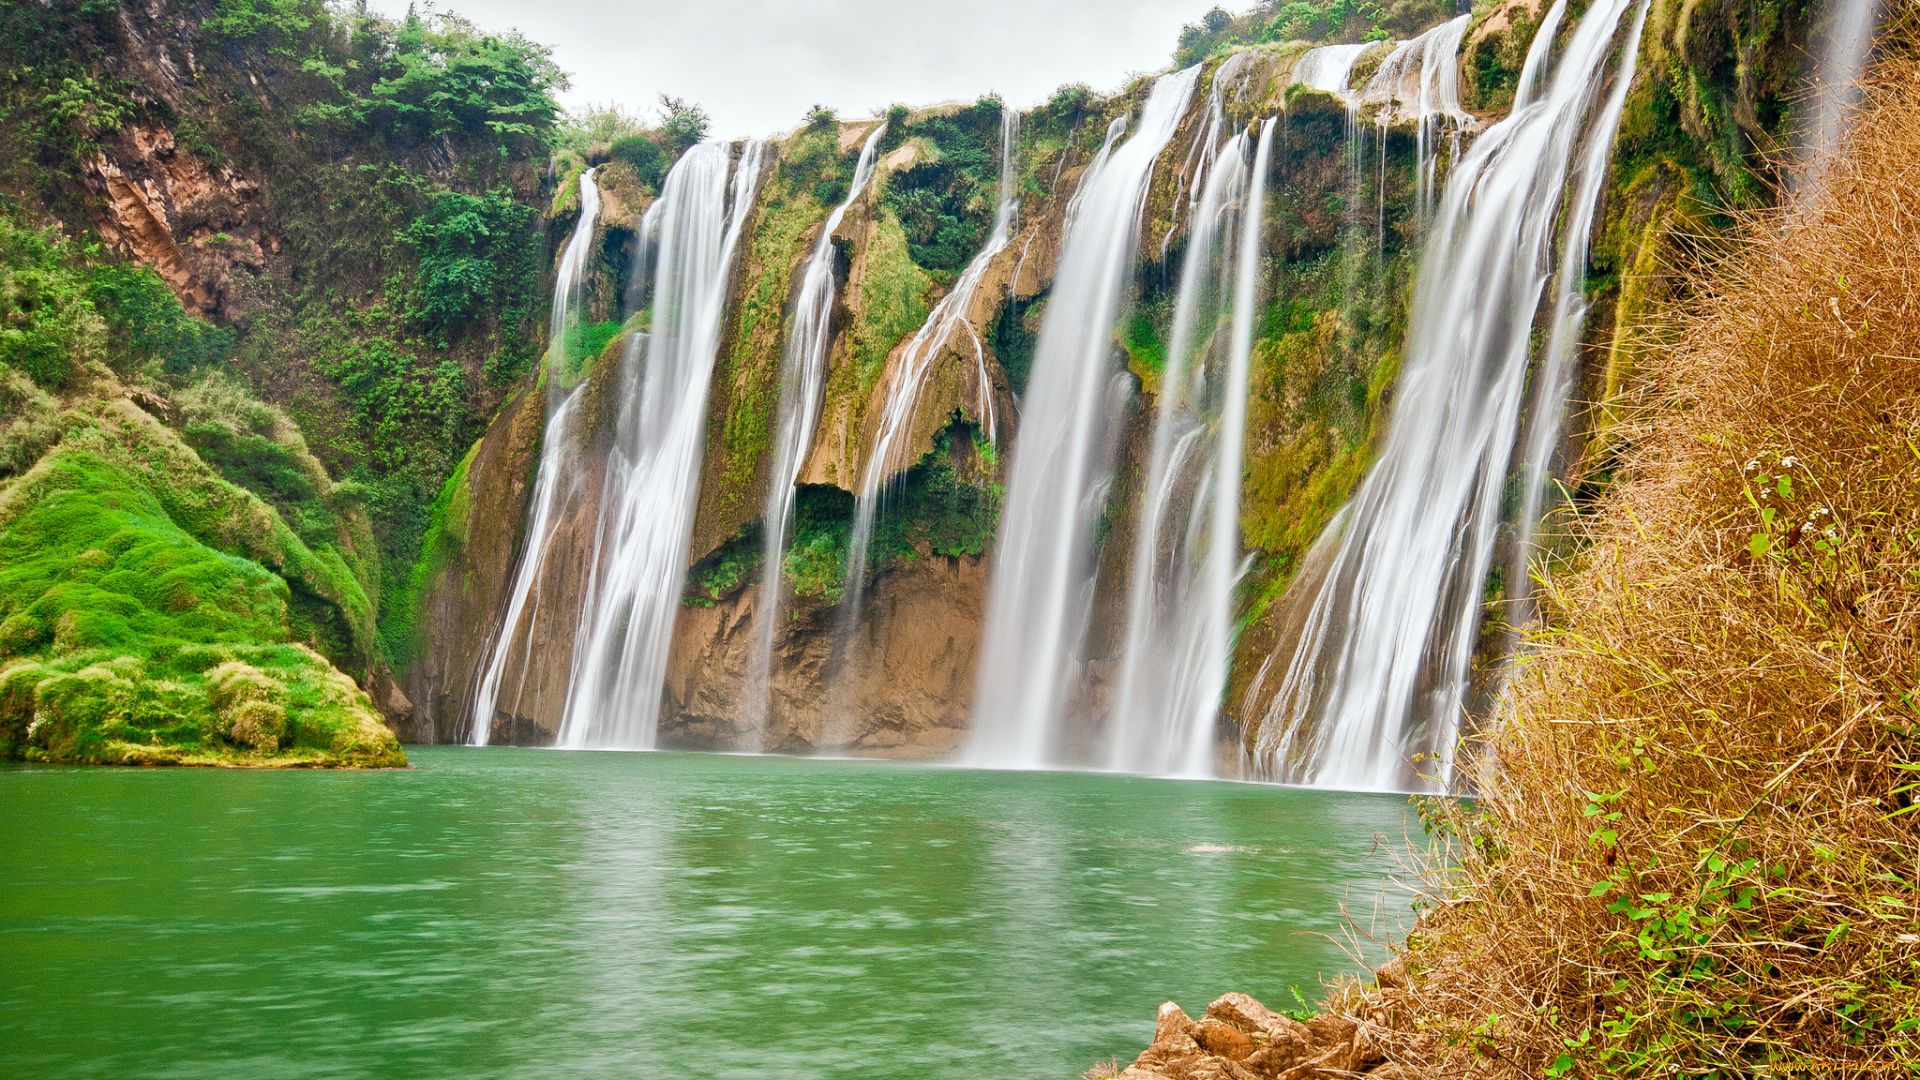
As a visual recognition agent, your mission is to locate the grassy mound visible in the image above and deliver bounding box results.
[0,388,402,767]
[1357,42,1920,1078]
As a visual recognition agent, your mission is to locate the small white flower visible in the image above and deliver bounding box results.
[1781,455,1799,469]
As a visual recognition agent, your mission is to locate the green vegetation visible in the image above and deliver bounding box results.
[880,98,1007,276]
[0,215,232,392]
[784,486,854,607]
[401,189,542,342]
[712,125,847,510]
[848,213,932,393]
[687,421,998,613]
[0,195,397,766]
[1173,0,1454,66]
[857,419,1001,579]
[683,523,763,608]
[0,446,400,767]
[1,0,567,678]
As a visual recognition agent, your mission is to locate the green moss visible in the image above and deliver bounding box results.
[718,177,825,502]
[0,444,401,766]
[850,211,932,393]
[784,485,853,608]
[381,432,479,673]
[682,522,763,607]
[858,417,1001,581]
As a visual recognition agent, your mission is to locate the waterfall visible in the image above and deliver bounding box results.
[557,140,768,749]
[838,110,1019,666]
[1251,0,1652,792]
[965,65,1202,769]
[1358,14,1474,220]
[1800,0,1882,194]
[466,168,602,746]
[1109,118,1276,777]
[1163,52,1253,257]
[744,125,889,742]
[1290,43,1372,101]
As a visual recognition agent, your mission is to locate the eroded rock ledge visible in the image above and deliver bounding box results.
[1099,989,1419,1080]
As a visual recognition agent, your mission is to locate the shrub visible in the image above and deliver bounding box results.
[609,133,665,188]
[1362,45,1920,1078]
[401,188,538,339]
[658,94,711,153]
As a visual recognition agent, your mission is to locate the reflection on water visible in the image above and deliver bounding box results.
[1,748,1417,1079]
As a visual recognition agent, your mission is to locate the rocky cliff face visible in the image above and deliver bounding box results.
[402,0,1808,758]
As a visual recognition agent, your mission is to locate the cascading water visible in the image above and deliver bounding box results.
[466,168,602,746]
[838,111,1019,658]
[745,125,888,741]
[966,65,1202,769]
[557,140,767,750]
[1289,43,1372,101]
[1800,0,1882,194]
[1251,0,1652,793]
[1358,14,1473,220]
[1163,52,1252,256]
[1108,118,1276,778]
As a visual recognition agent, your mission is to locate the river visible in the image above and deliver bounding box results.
[2,748,1416,1078]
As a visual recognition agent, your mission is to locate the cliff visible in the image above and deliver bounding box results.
[408,0,1812,760]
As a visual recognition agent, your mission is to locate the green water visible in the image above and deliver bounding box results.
[1,747,1416,1079]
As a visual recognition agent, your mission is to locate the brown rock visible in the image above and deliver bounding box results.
[1154,1001,1196,1042]
[1183,1058,1262,1080]
[1189,1017,1255,1060]
[1203,993,1311,1071]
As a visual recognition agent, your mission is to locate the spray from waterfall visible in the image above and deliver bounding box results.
[1799,0,1882,196]
[966,65,1202,769]
[745,125,888,743]
[1109,118,1275,778]
[466,168,602,746]
[833,110,1020,705]
[557,141,767,749]
[1251,0,1652,793]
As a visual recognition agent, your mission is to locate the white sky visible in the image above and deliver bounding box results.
[366,0,1230,139]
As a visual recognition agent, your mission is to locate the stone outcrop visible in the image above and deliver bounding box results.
[1102,991,1420,1080]
[85,123,275,320]
[662,551,986,756]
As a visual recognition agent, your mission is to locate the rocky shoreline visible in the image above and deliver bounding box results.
[1098,982,1416,1080]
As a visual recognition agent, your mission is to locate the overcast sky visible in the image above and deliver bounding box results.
[364,0,1230,139]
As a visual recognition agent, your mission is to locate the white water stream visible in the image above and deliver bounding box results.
[1252,0,1652,792]
[745,125,888,742]
[837,111,1020,661]
[966,65,1202,769]
[467,168,602,745]
[557,141,767,749]
[1800,0,1882,195]
[1109,118,1276,777]
[1358,14,1473,220]
[1290,43,1373,102]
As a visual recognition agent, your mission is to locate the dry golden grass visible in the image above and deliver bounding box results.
[1351,36,1920,1080]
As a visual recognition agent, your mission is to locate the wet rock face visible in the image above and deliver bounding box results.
[1108,993,1406,1080]
[661,552,986,757]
